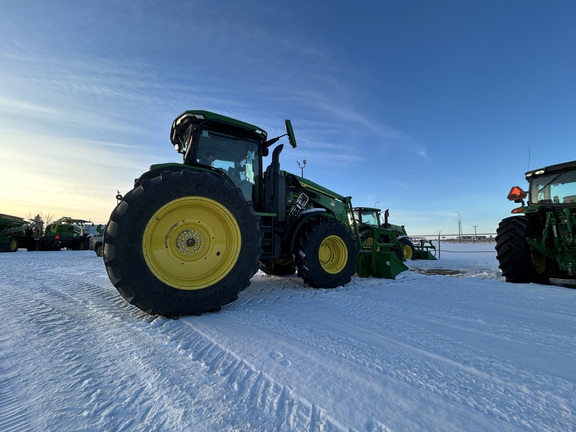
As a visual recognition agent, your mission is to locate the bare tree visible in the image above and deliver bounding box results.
[27,212,54,225]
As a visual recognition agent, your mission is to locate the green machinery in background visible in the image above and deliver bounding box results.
[496,160,576,286]
[0,213,43,252]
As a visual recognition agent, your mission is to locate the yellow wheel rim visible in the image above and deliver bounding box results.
[142,197,241,290]
[403,244,413,260]
[318,235,348,274]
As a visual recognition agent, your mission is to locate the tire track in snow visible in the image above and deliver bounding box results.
[219,274,574,431]
[2,251,573,431]
[168,321,353,432]
[0,254,351,431]
[0,328,35,432]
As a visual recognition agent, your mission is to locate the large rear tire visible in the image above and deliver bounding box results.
[104,169,261,317]
[495,216,550,284]
[296,219,357,288]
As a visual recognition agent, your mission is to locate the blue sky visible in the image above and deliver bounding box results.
[1,0,575,236]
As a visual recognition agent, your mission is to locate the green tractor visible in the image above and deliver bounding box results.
[496,160,576,285]
[38,217,90,251]
[0,213,44,252]
[352,207,414,260]
[352,207,436,261]
[104,110,360,317]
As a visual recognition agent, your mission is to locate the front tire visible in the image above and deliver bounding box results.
[495,216,550,284]
[399,238,415,260]
[296,219,357,288]
[8,237,18,252]
[104,169,261,317]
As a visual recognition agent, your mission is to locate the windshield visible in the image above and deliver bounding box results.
[352,210,380,226]
[195,129,261,201]
[530,171,576,205]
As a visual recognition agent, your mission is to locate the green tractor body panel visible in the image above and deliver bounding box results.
[496,159,576,285]
[290,174,352,226]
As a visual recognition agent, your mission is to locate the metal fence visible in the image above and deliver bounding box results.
[410,233,497,259]
[412,233,496,242]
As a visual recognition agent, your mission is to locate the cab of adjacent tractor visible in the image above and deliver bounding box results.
[497,160,576,284]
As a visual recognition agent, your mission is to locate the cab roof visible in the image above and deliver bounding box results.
[526,160,576,180]
[170,110,268,148]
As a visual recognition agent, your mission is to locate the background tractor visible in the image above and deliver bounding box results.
[496,160,576,285]
[0,213,43,252]
[352,207,436,261]
[37,217,91,251]
[104,110,360,317]
[352,207,414,260]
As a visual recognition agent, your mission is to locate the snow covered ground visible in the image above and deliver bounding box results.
[0,242,574,432]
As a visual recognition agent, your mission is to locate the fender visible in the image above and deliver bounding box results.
[133,163,236,190]
[288,208,329,253]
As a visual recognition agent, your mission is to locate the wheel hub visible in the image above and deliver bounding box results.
[175,229,204,255]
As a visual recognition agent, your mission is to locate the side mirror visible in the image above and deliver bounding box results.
[285,119,297,148]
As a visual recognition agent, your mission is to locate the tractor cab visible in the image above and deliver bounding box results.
[170,111,267,201]
[352,207,381,227]
[169,110,297,204]
[525,161,576,206]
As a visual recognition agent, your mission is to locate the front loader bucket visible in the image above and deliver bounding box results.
[371,251,408,279]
